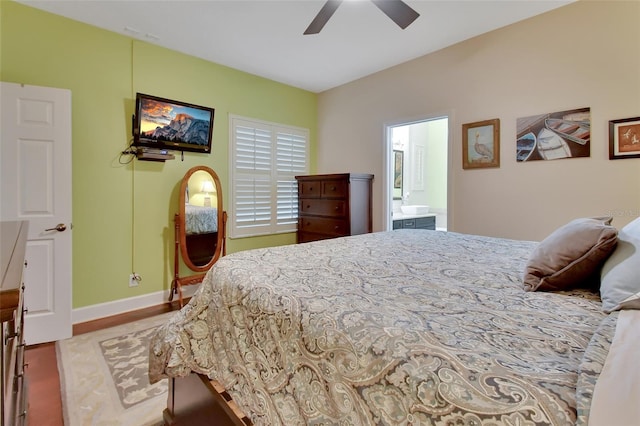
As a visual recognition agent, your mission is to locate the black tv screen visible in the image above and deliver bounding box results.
[133,93,214,153]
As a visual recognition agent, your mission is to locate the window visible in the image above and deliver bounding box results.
[229,115,309,238]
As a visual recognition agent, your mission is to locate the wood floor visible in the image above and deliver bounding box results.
[24,301,183,426]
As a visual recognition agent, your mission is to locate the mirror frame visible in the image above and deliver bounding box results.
[178,165,224,272]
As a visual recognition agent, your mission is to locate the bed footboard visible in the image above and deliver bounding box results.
[164,374,251,426]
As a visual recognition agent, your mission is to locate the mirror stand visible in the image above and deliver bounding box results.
[168,165,226,307]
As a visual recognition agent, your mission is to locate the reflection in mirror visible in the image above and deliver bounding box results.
[171,166,226,306]
[393,150,403,200]
[184,169,219,267]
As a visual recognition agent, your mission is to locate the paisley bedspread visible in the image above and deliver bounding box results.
[185,204,217,234]
[149,229,612,425]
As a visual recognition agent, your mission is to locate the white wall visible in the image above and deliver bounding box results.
[317,0,640,241]
[422,119,447,212]
[406,122,428,206]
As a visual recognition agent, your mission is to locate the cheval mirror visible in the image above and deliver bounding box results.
[170,165,226,307]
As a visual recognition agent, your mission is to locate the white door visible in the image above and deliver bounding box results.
[1,82,72,344]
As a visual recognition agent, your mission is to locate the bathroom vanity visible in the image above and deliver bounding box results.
[392,213,436,230]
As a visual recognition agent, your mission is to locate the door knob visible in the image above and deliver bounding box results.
[45,223,67,232]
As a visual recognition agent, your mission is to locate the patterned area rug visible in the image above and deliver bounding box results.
[56,312,175,426]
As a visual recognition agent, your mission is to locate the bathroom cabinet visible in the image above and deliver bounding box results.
[393,215,436,230]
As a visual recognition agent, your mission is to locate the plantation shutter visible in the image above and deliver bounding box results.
[230,116,309,238]
[276,128,307,226]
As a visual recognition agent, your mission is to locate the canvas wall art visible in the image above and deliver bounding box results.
[516,107,590,162]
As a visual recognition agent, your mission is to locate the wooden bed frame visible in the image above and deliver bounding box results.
[163,374,252,426]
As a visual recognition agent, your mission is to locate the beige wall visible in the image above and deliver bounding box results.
[318,0,640,241]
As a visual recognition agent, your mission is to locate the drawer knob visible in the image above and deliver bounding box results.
[334,206,339,210]
[330,186,336,191]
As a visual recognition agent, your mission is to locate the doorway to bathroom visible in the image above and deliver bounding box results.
[384,116,449,231]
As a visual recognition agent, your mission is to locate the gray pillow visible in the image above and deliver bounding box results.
[523,217,618,292]
[600,217,640,312]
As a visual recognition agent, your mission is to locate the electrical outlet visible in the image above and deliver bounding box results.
[129,273,139,287]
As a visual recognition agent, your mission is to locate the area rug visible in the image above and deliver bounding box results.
[56,312,175,426]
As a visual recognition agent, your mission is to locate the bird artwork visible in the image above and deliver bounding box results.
[622,127,639,145]
[474,131,492,160]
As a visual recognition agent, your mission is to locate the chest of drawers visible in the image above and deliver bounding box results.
[296,173,373,243]
[1,221,28,426]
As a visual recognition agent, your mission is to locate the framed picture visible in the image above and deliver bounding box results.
[393,150,403,191]
[609,116,640,159]
[462,119,500,169]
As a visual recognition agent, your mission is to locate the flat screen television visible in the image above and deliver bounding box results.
[132,93,214,153]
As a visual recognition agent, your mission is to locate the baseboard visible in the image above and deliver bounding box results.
[72,286,199,324]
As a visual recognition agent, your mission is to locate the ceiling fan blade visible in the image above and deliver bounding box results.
[304,0,343,35]
[371,0,420,29]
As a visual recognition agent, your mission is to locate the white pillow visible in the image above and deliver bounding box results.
[600,217,640,313]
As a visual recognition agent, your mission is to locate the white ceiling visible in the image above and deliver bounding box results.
[17,0,572,93]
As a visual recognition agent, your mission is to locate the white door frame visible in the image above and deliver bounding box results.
[382,111,454,231]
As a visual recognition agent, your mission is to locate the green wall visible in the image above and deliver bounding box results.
[1,1,318,308]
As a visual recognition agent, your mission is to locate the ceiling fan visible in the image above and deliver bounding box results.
[304,0,420,35]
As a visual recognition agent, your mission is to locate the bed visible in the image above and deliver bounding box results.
[150,221,639,425]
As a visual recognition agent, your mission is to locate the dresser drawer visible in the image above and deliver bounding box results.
[2,321,12,386]
[299,199,346,217]
[1,221,28,426]
[297,231,338,244]
[299,179,348,199]
[298,181,321,198]
[299,216,348,236]
[2,321,18,425]
[320,180,347,198]
[14,299,25,378]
